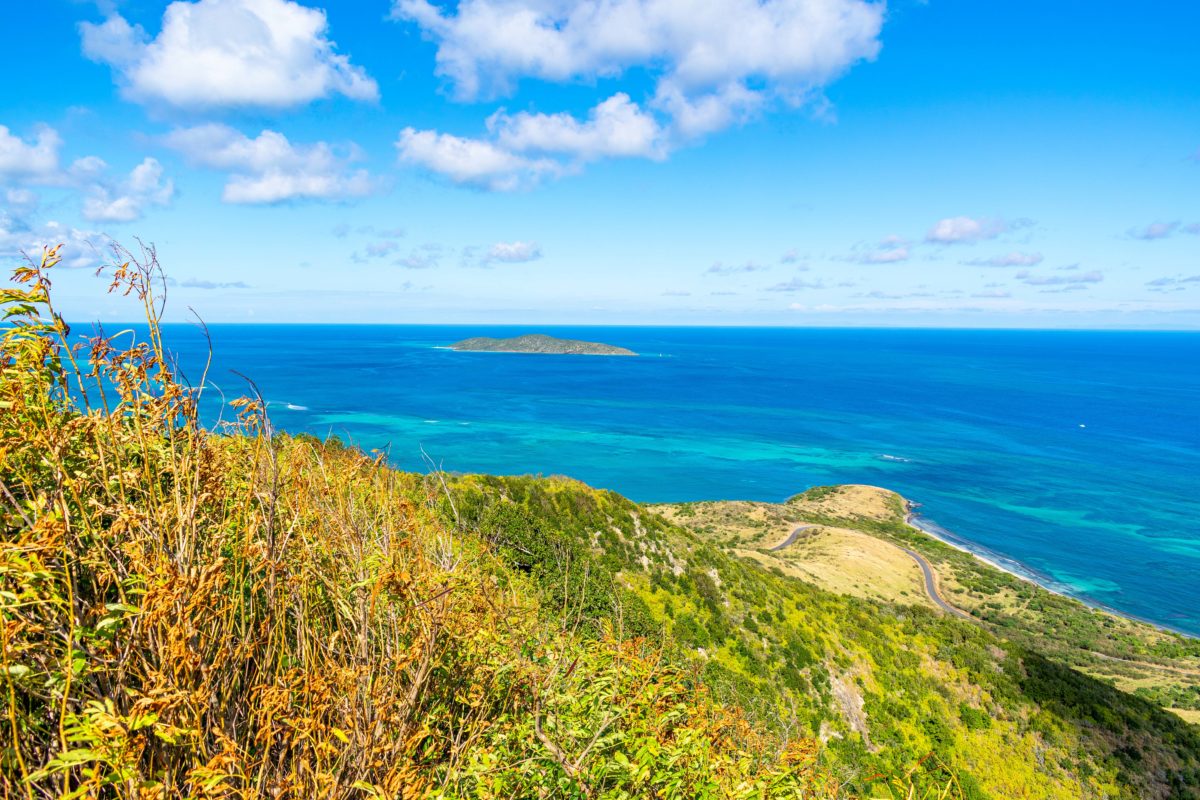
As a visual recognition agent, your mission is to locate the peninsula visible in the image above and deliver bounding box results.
[449,333,636,356]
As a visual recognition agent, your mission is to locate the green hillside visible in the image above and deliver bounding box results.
[449,474,1200,799]
[3,247,1198,798]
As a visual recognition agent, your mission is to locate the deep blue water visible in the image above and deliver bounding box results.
[146,324,1200,635]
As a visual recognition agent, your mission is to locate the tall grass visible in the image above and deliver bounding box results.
[0,245,856,798]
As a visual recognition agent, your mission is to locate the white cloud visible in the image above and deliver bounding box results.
[68,155,109,182]
[492,93,667,159]
[0,210,107,269]
[164,124,372,203]
[396,127,558,190]
[1,123,175,223]
[926,216,1011,244]
[390,0,884,185]
[0,124,62,181]
[964,251,1043,267]
[397,93,665,189]
[651,80,764,138]
[80,0,378,110]
[82,157,175,222]
[863,246,909,263]
[391,0,883,115]
[5,188,39,212]
[483,240,541,264]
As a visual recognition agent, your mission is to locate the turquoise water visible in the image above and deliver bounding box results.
[153,324,1200,635]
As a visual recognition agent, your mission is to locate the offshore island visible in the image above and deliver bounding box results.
[450,333,637,356]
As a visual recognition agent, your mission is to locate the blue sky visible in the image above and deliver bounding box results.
[1,0,1198,327]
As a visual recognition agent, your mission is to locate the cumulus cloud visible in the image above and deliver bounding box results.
[652,80,764,138]
[390,0,884,186]
[164,124,372,203]
[82,158,175,222]
[391,0,883,110]
[492,93,668,160]
[925,216,1015,244]
[396,127,558,191]
[971,289,1011,298]
[80,0,378,109]
[397,93,667,189]
[963,251,1043,267]
[0,124,62,181]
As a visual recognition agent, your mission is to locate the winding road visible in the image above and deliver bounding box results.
[769,525,815,551]
[768,523,973,621]
[900,547,973,620]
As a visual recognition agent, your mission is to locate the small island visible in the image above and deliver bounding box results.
[449,334,637,356]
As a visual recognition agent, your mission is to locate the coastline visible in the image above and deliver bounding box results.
[902,500,1197,640]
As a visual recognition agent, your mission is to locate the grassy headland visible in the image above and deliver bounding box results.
[652,485,1200,724]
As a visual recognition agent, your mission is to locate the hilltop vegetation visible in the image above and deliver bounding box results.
[2,246,1198,798]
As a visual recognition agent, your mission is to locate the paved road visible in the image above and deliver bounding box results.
[769,525,815,551]
[769,523,972,622]
[900,547,973,620]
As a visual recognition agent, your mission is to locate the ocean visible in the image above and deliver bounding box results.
[149,324,1200,635]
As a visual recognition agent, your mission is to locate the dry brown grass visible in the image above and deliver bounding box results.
[1,245,862,799]
[655,498,934,609]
